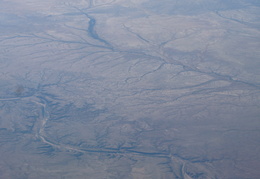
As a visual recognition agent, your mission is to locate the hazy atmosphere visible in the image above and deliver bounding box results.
[0,0,260,178]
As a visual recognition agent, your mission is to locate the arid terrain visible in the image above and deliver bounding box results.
[0,0,260,178]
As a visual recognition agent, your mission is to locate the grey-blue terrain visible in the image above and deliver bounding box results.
[0,0,259,178]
